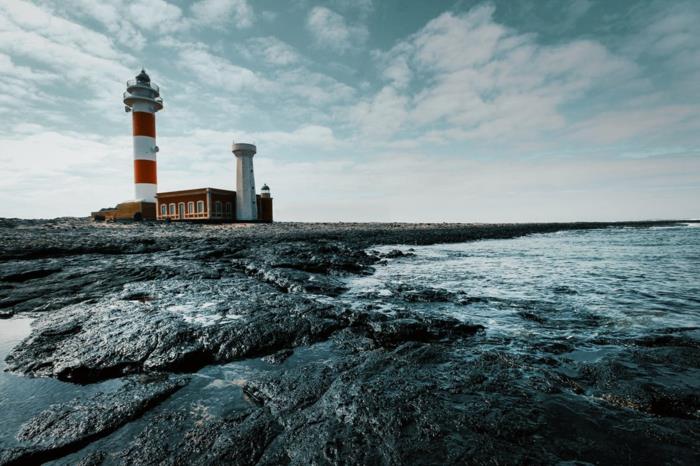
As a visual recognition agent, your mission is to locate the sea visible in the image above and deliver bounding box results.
[343,223,700,352]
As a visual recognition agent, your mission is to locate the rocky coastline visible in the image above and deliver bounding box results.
[1,218,698,465]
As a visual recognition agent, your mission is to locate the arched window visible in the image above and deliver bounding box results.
[214,200,222,216]
[187,201,194,214]
[178,202,185,219]
[169,203,176,216]
[196,200,204,213]
[225,202,232,217]
[160,204,167,216]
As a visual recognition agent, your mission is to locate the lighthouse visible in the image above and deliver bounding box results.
[92,69,273,223]
[123,69,163,203]
[232,142,258,221]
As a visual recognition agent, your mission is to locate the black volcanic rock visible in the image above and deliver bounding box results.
[0,374,188,466]
[233,240,377,296]
[1,218,697,465]
[5,276,345,383]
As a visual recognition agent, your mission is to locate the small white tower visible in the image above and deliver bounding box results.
[261,183,271,198]
[123,69,163,203]
[232,142,258,221]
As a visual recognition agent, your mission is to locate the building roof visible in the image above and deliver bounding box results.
[156,187,236,197]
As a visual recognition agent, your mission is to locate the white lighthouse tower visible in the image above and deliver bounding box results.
[232,142,258,221]
[123,69,163,203]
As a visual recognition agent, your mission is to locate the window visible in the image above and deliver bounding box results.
[187,201,194,214]
[196,200,204,213]
[178,203,185,219]
[160,204,167,216]
[225,202,232,217]
[215,200,222,216]
[169,203,176,216]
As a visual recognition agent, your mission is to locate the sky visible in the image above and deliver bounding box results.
[0,0,699,222]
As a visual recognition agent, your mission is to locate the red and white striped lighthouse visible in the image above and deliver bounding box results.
[123,69,163,203]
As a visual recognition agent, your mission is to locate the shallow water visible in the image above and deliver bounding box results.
[345,225,700,372]
[0,318,124,449]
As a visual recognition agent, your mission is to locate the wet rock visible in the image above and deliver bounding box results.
[233,240,377,296]
[74,451,106,466]
[238,260,347,296]
[5,277,344,383]
[243,343,552,465]
[0,374,188,466]
[364,315,484,347]
[518,310,547,324]
[391,283,456,303]
[261,348,294,365]
[0,267,61,283]
[377,249,415,259]
[106,407,281,466]
[0,262,178,314]
[244,361,338,414]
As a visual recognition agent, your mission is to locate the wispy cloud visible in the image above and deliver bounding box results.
[191,0,254,29]
[306,6,368,54]
[239,36,301,66]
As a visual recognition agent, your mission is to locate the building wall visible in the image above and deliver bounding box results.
[258,197,273,223]
[156,191,236,221]
[157,193,207,220]
[210,192,236,220]
[92,201,156,221]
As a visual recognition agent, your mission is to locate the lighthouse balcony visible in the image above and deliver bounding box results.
[123,91,163,110]
[126,79,160,94]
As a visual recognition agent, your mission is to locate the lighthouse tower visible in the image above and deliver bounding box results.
[123,69,163,203]
[232,142,258,221]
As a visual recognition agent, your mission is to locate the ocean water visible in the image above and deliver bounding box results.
[344,224,700,362]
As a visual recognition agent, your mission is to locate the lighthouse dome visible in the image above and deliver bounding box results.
[136,69,151,83]
[261,184,270,192]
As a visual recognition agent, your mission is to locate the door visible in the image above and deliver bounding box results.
[178,203,185,219]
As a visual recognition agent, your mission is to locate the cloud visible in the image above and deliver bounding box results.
[127,0,187,34]
[239,37,301,66]
[329,0,374,19]
[246,125,338,150]
[306,6,368,54]
[621,1,700,98]
[0,0,134,118]
[0,130,132,218]
[52,0,147,49]
[569,105,696,145]
[250,150,700,222]
[191,0,254,29]
[0,52,57,83]
[355,4,639,145]
[161,39,269,93]
[347,86,408,139]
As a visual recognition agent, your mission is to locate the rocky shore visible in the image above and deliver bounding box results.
[1,218,698,465]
